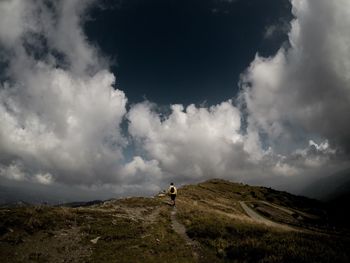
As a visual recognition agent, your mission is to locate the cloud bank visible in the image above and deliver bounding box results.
[0,0,128,191]
[0,0,349,201]
[241,0,350,153]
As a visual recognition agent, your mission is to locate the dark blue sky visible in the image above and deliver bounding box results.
[85,0,292,106]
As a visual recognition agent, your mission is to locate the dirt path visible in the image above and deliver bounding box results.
[259,201,320,220]
[259,201,295,215]
[170,207,201,260]
[239,201,296,231]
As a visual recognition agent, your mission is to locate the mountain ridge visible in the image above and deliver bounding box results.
[1,179,349,262]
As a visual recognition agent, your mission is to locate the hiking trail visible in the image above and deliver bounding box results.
[170,207,201,261]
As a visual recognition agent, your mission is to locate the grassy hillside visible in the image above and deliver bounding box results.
[176,179,350,262]
[1,179,349,262]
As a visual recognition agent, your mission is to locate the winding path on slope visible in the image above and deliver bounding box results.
[239,201,297,231]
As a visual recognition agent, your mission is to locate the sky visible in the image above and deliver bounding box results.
[0,0,350,203]
[84,0,292,105]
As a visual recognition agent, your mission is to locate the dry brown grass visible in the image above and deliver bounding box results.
[175,179,350,262]
[1,179,349,262]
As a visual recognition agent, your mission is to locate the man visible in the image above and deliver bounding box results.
[167,182,177,206]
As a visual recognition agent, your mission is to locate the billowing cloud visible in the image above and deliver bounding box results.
[240,0,350,154]
[127,100,347,192]
[127,0,350,191]
[0,0,169,199]
[0,0,349,202]
[0,0,129,188]
[128,101,251,183]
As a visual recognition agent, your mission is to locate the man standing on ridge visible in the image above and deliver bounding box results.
[167,182,177,206]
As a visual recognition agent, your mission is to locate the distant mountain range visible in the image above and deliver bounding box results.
[0,180,112,206]
[301,168,350,201]
[2,167,349,207]
[301,168,350,226]
[0,185,45,205]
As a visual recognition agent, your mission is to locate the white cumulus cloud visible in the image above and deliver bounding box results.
[0,0,130,188]
[1,0,349,202]
[128,101,253,183]
[240,0,350,154]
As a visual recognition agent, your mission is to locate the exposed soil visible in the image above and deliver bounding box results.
[170,206,202,261]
